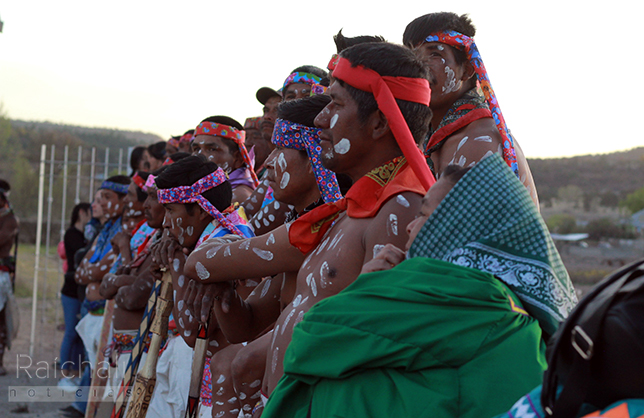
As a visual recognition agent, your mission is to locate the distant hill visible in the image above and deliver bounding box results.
[528,147,644,206]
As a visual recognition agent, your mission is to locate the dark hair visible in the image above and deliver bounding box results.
[183,129,195,136]
[403,12,476,65]
[147,141,167,161]
[200,116,245,155]
[151,165,168,176]
[0,179,10,192]
[441,164,471,183]
[333,29,386,53]
[338,42,432,145]
[70,202,91,227]
[105,175,131,196]
[278,95,331,128]
[155,154,232,215]
[134,171,150,202]
[167,152,191,163]
[129,146,146,176]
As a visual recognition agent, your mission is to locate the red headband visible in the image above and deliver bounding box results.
[195,122,259,187]
[332,57,435,190]
[132,172,147,189]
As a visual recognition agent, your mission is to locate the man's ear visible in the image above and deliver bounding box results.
[197,206,211,222]
[370,109,390,141]
[462,61,476,82]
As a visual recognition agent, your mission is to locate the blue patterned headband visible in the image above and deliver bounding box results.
[99,180,129,195]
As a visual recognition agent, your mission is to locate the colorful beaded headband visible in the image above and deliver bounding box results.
[99,180,129,195]
[282,72,323,91]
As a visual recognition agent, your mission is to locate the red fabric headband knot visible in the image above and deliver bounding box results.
[331,57,435,190]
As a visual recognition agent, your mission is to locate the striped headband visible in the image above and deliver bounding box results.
[272,118,342,203]
[195,122,259,187]
[332,56,435,190]
[156,168,244,237]
[99,180,129,195]
[424,31,519,177]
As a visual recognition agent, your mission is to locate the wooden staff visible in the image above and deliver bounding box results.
[184,321,209,418]
[125,270,173,418]
[111,279,161,418]
[85,299,115,418]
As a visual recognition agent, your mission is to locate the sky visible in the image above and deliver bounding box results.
[0,0,642,159]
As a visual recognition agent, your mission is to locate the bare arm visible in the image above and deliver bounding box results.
[0,215,18,247]
[247,200,291,236]
[184,224,306,284]
[114,256,156,310]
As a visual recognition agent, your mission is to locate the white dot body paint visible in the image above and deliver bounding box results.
[107,201,112,209]
[281,309,296,333]
[173,258,180,272]
[457,136,469,151]
[223,246,231,257]
[217,374,226,384]
[474,135,493,143]
[257,210,263,219]
[216,387,225,396]
[206,247,218,259]
[239,392,247,400]
[186,226,194,236]
[178,300,184,311]
[483,150,495,159]
[251,195,257,203]
[184,329,191,337]
[115,204,119,211]
[266,234,275,245]
[128,201,133,208]
[328,233,344,251]
[260,279,272,298]
[280,172,290,189]
[277,152,287,172]
[457,155,467,167]
[239,240,251,251]
[179,317,185,328]
[373,244,385,258]
[274,201,280,210]
[389,214,398,236]
[252,247,274,261]
[245,279,258,287]
[396,195,410,208]
[271,347,279,373]
[268,214,275,222]
[250,380,261,388]
[230,409,239,415]
[330,114,339,129]
[215,412,224,418]
[437,44,445,51]
[209,339,219,347]
[228,397,237,403]
[310,275,317,296]
[262,218,270,227]
[178,275,184,287]
[195,262,210,280]
[100,265,107,271]
[319,262,330,288]
[442,66,462,94]
[294,310,305,327]
[271,327,279,349]
[292,293,303,307]
[334,138,351,155]
[254,220,261,229]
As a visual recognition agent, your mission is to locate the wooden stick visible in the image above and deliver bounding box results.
[85,299,115,418]
[184,321,209,418]
[125,270,173,418]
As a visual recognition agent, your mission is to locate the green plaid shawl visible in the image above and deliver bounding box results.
[408,154,576,337]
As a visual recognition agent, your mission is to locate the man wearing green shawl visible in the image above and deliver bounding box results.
[262,154,577,418]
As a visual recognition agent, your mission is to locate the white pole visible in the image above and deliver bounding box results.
[104,147,110,179]
[30,145,47,358]
[89,147,96,200]
[41,145,55,326]
[118,148,124,175]
[75,146,82,205]
[55,146,69,326]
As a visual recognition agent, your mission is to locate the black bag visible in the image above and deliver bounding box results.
[541,258,644,417]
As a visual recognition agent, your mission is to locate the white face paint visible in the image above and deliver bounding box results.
[266,234,275,245]
[186,226,194,236]
[281,308,296,333]
[280,172,290,189]
[373,244,385,258]
[107,201,112,209]
[260,279,272,298]
[277,152,287,172]
[388,214,398,236]
[252,247,274,261]
[456,136,469,151]
[442,66,461,94]
[334,138,351,155]
[437,44,445,51]
[114,204,119,211]
[173,258,180,272]
[330,114,339,129]
[474,135,493,143]
[195,261,210,280]
[396,195,410,208]
[271,347,279,373]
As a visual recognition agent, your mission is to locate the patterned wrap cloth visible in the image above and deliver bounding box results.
[272,118,342,203]
[195,121,259,187]
[180,131,194,144]
[99,180,129,195]
[156,168,245,237]
[88,217,122,263]
[409,154,576,337]
[244,117,262,131]
[168,136,180,149]
[281,72,322,91]
[424,31,519,177]
[143,175,156,192]
[131,172,148,190]
[332,56,435,190]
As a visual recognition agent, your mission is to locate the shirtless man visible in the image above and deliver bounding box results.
[190,116,258,204]
[403,12,539,205]
[0,180,18,376]
[184,42,435,407]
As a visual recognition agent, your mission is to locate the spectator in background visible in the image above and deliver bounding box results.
[166,136,180,156]
[144,141,166,172]
[59,202,92,385]
[0,179,18,376]
[129,146,147,177]
[178,129,194,153]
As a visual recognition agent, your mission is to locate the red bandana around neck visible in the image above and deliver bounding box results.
[331,57,436,191]
[288,157,426,254]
